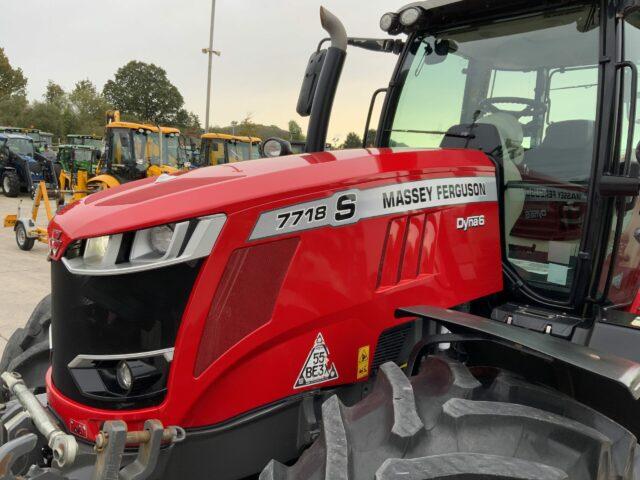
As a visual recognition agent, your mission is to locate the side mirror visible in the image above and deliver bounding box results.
[262,138,293,158]
[296,49,327,117]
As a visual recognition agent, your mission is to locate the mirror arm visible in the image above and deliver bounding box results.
[318,37,404,54]
[362,88,388,148]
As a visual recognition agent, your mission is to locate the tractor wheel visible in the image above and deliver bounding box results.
[262,356,639,480]
[15,223,35,251]
[0,295,51,401]
[2,171,20,197]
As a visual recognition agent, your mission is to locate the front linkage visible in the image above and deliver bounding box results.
[0,373,185,480]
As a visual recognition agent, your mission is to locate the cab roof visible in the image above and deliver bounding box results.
[201,132,262,143]
[57,144,95,150]
[68,134,102,139]
[160,126,181,135]
[106,121,160,132]
[0,133,33,140]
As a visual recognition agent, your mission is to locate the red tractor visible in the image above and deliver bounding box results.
[2,1,640,479]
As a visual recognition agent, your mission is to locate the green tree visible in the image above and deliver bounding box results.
[364,129,377,147]
[103,61,184,123]
[68,79,111,135]
[341,132,363,149]
[44,81,66,106]
[288,120,304,141]
[0,48,27,100]
[174,109,202,134]
[235,114,258,137]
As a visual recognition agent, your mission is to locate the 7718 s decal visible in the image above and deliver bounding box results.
[249,176,497,240]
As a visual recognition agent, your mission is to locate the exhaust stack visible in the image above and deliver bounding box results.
[305,7,348,153]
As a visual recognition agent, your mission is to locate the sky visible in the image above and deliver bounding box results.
[0,0,409,143]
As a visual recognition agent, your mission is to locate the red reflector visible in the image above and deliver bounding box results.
[194,238,299,376]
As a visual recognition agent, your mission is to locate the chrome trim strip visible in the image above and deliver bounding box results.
[67,347,175,369]
[62,214,226,276]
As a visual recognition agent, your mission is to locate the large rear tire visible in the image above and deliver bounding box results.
[262,356,639,480]
[0,295,51,400]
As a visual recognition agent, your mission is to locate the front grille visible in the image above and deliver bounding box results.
[50,259,202,409]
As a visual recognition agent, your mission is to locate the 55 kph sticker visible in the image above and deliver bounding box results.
[249,176,497,241]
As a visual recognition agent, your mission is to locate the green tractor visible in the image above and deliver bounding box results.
[55,145,100,191]
[66,134,104,152]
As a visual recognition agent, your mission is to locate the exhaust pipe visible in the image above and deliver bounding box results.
[305,7,348,153]
[2,371,78,467]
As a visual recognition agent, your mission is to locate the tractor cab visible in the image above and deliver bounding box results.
[0,133,58,197]
[155,126,188,172]
[57,145,99,176]
[87,121,165,190]
[199,133,262,166]
[278,0,640,322]
[66,134,104,153]
[22,129,54,151]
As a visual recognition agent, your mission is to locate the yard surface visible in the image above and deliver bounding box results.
[0,194,51,353]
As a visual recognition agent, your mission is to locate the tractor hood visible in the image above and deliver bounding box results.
[50,148,495,249]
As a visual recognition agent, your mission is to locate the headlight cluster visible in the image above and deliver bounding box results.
[62,214,226,276]
[380,6,424,35]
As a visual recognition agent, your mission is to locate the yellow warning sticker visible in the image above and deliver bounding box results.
[357,346,370,380]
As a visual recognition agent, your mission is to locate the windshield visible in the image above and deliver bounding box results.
[388,5,600,299]
[7,138,35,157]
[162,135,181,167]
[25,132,41,143]
[74,149,93,164]
[86,139,103,150]
[227,141,252,162]
[134,130,161,165]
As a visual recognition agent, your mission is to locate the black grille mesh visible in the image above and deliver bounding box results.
[372,322,413,373]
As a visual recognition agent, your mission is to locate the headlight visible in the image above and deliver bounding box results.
[61,214,226,276]
[116,361,133,392]
[83,235,110,265]
[263,139,283,158]
[399,7,422,27]
[150,224,175,255]
[379,12,396,32]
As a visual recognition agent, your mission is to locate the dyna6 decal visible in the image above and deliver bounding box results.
[249,176,498,240]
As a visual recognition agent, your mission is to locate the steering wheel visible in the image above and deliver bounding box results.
[478,97,547,119]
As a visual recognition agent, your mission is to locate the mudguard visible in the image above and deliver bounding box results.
[87,174,120,189]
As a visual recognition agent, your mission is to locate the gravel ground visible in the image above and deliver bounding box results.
[0,194,51,353]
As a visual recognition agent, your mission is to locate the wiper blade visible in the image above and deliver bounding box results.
[386,129,474,139]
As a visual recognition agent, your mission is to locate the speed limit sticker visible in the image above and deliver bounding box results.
[294,333,339,389]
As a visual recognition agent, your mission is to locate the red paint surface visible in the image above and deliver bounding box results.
[47,148,503,438]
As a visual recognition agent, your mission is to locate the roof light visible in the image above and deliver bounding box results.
[399,7,422,27]
[379,12,397,32]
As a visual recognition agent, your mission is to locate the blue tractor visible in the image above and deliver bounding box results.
[0,133,59,197]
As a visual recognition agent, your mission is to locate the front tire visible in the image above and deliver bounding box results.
[15,223,35,251]
[2,171,20,197]
[262,356,638,480]
[0,295,51,400]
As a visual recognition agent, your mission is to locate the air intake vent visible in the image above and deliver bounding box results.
[371,322,413,373]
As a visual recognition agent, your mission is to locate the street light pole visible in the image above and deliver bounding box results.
[203,0,220,132]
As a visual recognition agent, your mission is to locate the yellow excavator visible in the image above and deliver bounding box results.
[86,111,185,190]
[199,133,261,166]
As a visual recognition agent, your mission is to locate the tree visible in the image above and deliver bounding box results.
[0,48,27,100]
[103,61,184,123]
[288,120,304,141]
[341,132,363,149]
[68,79,111,135]
[44,81,66,106]
[364,129,377,147]
[235,114,258,137]
[174,109,202,134]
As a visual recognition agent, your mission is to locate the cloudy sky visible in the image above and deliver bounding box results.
[1,0,409,142]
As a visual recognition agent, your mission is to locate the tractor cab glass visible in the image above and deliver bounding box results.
[136,130,161,167]
[228,141,249,162]
[162,134,182,168]
[202,138,225,165]
[386,4,600,299]
[7,138,35,157]
[110,128,134,167]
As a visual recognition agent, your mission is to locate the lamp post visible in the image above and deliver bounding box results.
[202,0,221,132]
